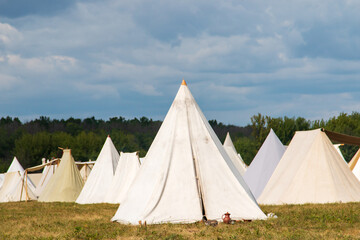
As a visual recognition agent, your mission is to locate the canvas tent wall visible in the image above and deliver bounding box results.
[39,149,84,202]
[223,132,247,175]
[243,129,286,199]
[258,129,360,205]
[112,80,266,225]
[0,171,37,202]
[0,174,4,189]
[105,151,141,204]
[76,136,119,204]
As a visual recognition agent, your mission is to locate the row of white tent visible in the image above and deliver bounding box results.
[2,80,360,225]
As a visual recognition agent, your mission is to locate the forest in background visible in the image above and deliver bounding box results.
[0,112,359,172]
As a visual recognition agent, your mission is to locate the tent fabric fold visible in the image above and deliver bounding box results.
[258,129,360,205]
[76,136,119,204]
[111,80,266,225]
[104,151,141,204]
[38,149,84,202]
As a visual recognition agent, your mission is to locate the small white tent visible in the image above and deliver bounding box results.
[111,80,266,224]
[0,171,37,202]
[76,136,119,204]
[243,129,286,199]
[104,152,141,204]
[258,129,360,205]
[0,157,37,202]
[223,132,247,175]
[7,157,24,173]
[39,149,84,202]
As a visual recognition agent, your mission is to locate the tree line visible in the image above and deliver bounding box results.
[0,112,359,172]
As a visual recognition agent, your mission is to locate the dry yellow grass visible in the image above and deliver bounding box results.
[1,202,360,239]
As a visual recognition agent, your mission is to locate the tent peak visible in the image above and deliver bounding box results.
[181,79,187,86]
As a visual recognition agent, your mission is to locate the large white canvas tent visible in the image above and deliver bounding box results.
[348,148,360,182]
[223,132,247,175]
[105,151,141,204]
[0,174,4,189]
[112,80,266,224]
[39,149,84,202]
[76,136,119,204]
[243,129,286,199]
[258,129,360,205]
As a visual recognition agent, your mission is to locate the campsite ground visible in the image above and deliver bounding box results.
[0,202,359,239]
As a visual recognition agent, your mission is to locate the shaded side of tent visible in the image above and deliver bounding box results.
[349,148,360,181]
[243,129,286,199]
[104,151,140,204]
[258,129,360,205]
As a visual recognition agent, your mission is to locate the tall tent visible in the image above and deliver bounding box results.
[348,148,360,181]
[104,152,141,204]
[76,136,119,204]
[7,157,24,173]
[258,129,360,205]
[223,132,247,175]
[39,149,84,202]
[243,129,286,199]
[0,171,37,202]
[112,80,266,224]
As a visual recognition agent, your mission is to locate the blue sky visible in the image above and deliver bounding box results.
[0,0,359,125]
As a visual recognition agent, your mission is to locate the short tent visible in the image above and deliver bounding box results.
[39,149,84,202]
[105,151,141,204]
[76,136,119,204]
[223,132,247,175]
[0,171,37,202]
[111,80,266,224]
[7,157,24,173]
[0,157,36,202]
[243,129,286,199]
[258,129,360,205]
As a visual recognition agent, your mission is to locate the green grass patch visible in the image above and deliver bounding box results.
[0,202,360,239]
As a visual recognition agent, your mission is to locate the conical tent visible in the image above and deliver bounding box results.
[243,129,286,199]
[349,148,360,181]
[76,136,119,204]
[7,157,24,173]
[105,152,141,204]
[0,171,37,202]
[223,132,247,175]
[39,149,84,202]
[112,80,266,224]
[258,129,360,205]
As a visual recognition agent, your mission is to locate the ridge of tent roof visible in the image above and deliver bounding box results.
[181,79,187,86]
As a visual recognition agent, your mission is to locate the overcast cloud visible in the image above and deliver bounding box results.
[0,0,359,125]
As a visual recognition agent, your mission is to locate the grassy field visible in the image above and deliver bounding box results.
[1,202,360,239]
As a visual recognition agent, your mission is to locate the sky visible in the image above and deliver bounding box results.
[0,0,359,126]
